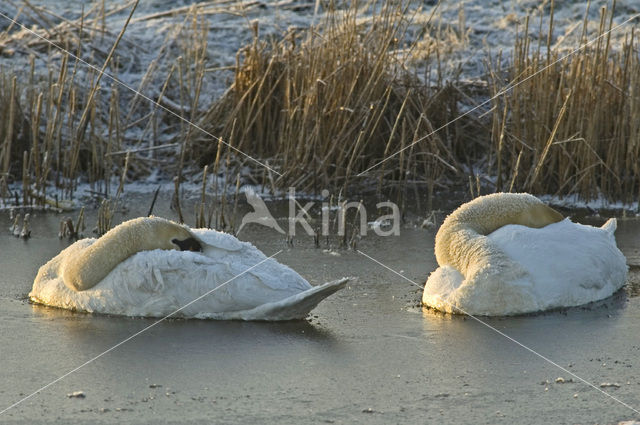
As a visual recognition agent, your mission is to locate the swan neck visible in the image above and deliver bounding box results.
[434,193,563,274]
[61,217,191,291]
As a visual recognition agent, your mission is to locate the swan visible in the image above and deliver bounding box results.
[30,217,348,320]
[423,193,628,315]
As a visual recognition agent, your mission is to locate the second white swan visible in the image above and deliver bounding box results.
[423,193,628,315]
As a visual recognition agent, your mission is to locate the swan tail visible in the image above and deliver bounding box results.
[220,278,349,321]
[601,218,617,234]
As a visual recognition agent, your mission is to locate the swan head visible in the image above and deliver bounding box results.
[171,236,202,251]
[512,201,564,230]
[142,217,203,253]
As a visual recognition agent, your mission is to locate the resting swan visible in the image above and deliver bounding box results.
[423,193,628,315]
[30,217,347,320]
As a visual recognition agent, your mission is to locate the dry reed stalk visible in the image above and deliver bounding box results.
[96,198,113,235]
[195,165,208,228]
[1,76,17,177]
[75,206,85,236]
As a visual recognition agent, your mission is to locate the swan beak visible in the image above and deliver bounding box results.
[172,237,203,252]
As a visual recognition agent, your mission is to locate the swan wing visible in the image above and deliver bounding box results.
[80,248,312,316]
[196,277,349,321]
[192,228,244,251]
[191,228,312,293]
[492,219,627,298]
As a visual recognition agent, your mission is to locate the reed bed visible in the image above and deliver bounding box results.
[0,33,126,209]
[489,3,640,203]
[1,0,639,217]
[0,74,29,186]
[0,1,212,214]
[195,2,467,195]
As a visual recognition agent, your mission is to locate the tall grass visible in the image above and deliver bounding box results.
[0,3,129,208]
[0,2,210,213]
[489,3,640,203]
[195,2,465,194]
[1,0,639,213]
[0,74,29,186]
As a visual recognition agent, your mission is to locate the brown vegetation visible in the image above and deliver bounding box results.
[194,2,468,195]
[489,3,640,203]
[1,0,639,213]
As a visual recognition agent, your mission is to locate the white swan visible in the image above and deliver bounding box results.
[423,193,628,315]
[30,217,347,320]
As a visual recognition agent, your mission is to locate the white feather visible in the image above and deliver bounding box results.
[30,226,347,321]
[424,218,628,315]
